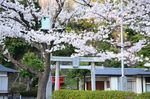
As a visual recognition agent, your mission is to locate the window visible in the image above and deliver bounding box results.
[127,77,136,92]
[145,77,150,92]
[106,81,110,88]
[127,81,136,92]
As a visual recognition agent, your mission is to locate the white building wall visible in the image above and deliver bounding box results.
[143,77,146,92]
[0,96,8,99]
[110,77,118,90]
[0,77,8,92]
[0,72,8,93]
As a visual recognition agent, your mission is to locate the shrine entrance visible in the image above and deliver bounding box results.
[50,56,103,91]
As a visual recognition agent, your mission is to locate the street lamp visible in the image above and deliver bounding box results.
[120,0,127,91]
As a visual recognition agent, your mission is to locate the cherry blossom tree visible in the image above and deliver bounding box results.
[78,0,150,65]
[0,0,150,99]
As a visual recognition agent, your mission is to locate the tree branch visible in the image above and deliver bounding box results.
[1,16,29,29]
[30,10,39,30]
[1,3,31,30]
[73,0,93,7]
[52,0,65,28]
[3,52,39,76]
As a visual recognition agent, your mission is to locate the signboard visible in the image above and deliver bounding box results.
[72,57,80,68]
[41,16,51,30]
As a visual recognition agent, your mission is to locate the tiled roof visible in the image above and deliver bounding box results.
[0,64,17,73]
[95,68,150,76]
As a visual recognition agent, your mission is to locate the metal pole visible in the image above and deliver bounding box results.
[120,0,126,91]
[91,62,96,91]
[120,0,124,78]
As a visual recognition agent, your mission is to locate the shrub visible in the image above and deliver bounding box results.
[138,92,150,99]
[52,90,137,99]
[10,83,26,93]
[20,88,37,97]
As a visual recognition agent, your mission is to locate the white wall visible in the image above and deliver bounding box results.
[110,77,118,90]
[0,96,8,99]
[0,72,8,93]
[143,77,146,92]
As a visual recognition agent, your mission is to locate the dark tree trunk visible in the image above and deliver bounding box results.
[37,52,51,99]
[83,75,86,90]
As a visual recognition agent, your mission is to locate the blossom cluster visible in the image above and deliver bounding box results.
[0,0,149,65]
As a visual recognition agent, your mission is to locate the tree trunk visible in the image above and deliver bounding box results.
[37,52,51,99]
[26,77,30,91]
[83,75,86,90]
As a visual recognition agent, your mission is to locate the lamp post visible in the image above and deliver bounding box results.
[120,0,127,91]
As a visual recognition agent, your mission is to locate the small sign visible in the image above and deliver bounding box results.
[72,57,80,68]
[41,16,51,30]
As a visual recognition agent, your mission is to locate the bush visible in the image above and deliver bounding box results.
[20,88,37,97]
[138,92,150,99]
[52,90,137,99]
[10,83,26,93]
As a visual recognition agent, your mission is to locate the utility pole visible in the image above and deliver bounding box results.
[120,0,127,91]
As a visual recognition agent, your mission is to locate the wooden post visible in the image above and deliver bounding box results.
[91,62,96,91]
[55,62,60,91]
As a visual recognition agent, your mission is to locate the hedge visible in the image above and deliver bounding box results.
[52,90,138,99]
[20,89,37,97]
[138,92,150,99]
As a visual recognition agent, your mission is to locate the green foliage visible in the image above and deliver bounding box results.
[88,40,119,53]
[10,82,37,97]
[109,46,119,53]
[95,41,111,51]
[125,29,145,43]
[20,88,37,97]
[138,44,150,58]
[66,19,98,33]
[65,69,90,89]
[138,92,150,99]
[103,59,121,68]
[63,74,77,89]
[96,59,122,68]
[52,90,137,99]
[10,83,26,93]
[5,38,29,59]
[68,69,90,78]
[22,52,43,71]
[0,52,3,63]
[53,45,75,56]
[20,69,33,78]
